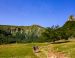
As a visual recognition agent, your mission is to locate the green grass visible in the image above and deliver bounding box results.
[0,40,75,58]
[52,40,75,58]
[0,43,48,58]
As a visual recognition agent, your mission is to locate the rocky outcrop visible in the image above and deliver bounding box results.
[68,15,75,21]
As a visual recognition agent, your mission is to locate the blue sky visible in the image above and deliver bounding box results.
[0,0,75,27]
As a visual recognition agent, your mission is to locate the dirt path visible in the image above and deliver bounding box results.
[47,51,68,58]
[34,45,68,58]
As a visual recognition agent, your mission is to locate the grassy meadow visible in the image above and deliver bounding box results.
[53,40,75,58]
[0,43,48,58]
[0,40,75,58]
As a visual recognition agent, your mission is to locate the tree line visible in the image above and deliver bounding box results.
[0,18,75,44]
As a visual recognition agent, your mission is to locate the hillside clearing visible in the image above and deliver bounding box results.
[35,40,75,58]
[0,43,48,58]
[0,40,75,58]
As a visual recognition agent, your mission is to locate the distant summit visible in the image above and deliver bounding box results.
[62,15,75,29]
[68,15,75,21]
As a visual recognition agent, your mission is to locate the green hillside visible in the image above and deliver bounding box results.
[0,16,75,44]
[61,21,75,38]
[62,21,75,29]
[0,25,45,44]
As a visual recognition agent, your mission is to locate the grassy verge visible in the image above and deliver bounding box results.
[52,40,75,58]
[0,43,48,58]
[0,40,75,58]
